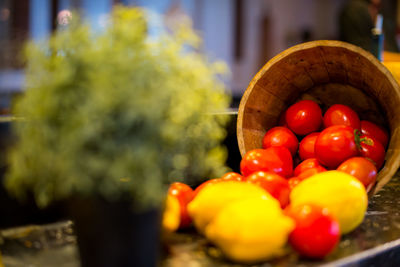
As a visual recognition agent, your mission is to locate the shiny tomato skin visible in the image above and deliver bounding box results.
[168,182,194,228]
[359,135,385,170]
[246,171,290,208]
[337,157,377,191]
[299,132,320,161]
[287,204,340,259]
[323,104,361,130]
[220,172,245,182]
[288,176,303,190]
[315,125,359,168]
[297,166,327,180]
[294,158,324,177]
[285,100,323,136]
[262,127,299,156]
[361,120,389,148]
[240,147,293,178]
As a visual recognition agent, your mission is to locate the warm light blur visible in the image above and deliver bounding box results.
[57,10,72,26]
[1,0,400,107]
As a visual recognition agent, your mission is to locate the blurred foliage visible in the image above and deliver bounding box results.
[5,7,231,208]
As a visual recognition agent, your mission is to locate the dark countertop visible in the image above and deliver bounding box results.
[0,114,400,266]
[0,173,400,267]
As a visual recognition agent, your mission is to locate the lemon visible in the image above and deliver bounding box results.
[205,196,294,263]
[187,181,269,233]
[162,194,180,233]
[290,170,367,234]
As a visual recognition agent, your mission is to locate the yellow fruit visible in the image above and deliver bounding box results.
[205,196,294,263]
[162,194,180,233]
[187,181,269,233]
[290,170,367,234]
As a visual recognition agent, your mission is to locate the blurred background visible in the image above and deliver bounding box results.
[1,0,400,110]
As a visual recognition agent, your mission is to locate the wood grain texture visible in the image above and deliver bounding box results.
[237,40,400,194]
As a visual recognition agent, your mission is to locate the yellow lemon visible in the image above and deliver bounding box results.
[205,196,294,263]
[290,170,367,234]
[187,181,269,233]
[162,194,180,233]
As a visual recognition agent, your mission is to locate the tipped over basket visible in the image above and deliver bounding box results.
[237,40,400,195]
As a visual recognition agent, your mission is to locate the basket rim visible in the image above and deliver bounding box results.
[236,40,400,194]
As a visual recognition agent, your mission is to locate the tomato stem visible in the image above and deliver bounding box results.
[354,129,374,149]
[354,129,362,150]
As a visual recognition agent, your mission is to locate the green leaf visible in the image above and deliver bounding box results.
[5,7,231,209]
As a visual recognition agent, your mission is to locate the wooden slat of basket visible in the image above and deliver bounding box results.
[319,46,349,83]
[296,48,330,84]
[273,57,314,90]
[255,66,300,104]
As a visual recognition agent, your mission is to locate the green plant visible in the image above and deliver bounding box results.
[6,7,230,208]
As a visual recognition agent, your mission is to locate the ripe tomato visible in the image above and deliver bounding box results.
[168,182,194,228]
[315,125,359,168]
[220,172,245,182]
[299,132,320,161]
[359,134,385,170]
[361,120,389,148]
[285,100,323,136]
[294,158,325,177]
[192,178,221,199]
[240,147,293,178]
[287,204,340,259]
[323,104,360,130]
[262,126,299,156]
[246,171,290,208]
[288,176,303,190]
[297,167,326,180]
[337,157,377,191]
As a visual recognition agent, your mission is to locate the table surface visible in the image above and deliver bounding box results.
[1,173,400,267]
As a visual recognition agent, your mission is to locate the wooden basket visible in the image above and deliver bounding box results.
[237,40,400,194]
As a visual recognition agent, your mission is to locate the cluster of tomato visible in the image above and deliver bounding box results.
[166,99,388,259]
[239,100,388,257]
[247,99,388,193]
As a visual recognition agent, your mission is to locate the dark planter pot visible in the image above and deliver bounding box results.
[68,197,162,267]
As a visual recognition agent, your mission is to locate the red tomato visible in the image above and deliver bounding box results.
[359,134,385,170]
[262,127,299,156]
[337,157,377,192]
[323,104,361,130]
[288,176,303,190]
[361,120,389,148]
[315,125,359,168]
[297,166,327,180]
[285,100,323,136]
[299,132,320,161]
[168,182,194,228]
[220,172,245,182]
[294,158,325,177]
[240,147,293,178]
[287,204,340,259]
[192,178,221,199]
[246,171,290,208]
